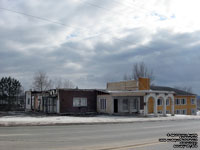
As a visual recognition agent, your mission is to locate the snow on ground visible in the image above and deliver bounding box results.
[0,113,200,126]
[197,111,200,116]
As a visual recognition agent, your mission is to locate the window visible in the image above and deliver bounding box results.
[158,110,162,114]
[73,97,87,107]
[175,98,187,105]
[123,99,128,110]
[53,99,57,105]
[175,109,180,114]
[175,109,187,115]
[49,98,53,106]
[181,98,186,105]
[182,109,187,115]
[166,110,170,114]
[191,109,196,115]
[191,99,195,105]
[175,99,181,105]
[166,99,170,106]
[157,99,163,106]
[28,98,30,105]
[132,98,138,109]
[31,96,34,106]
[100,99,106,110]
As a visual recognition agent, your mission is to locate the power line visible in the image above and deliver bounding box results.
[0,7,86,31]
[0,6,136,45]
[80,0,175,44]
[84,0,132,17]
[0,6,150,48]
[0,6,128,42]
[111,0,154,14]
[86,0,169,21]
[0,2,177,61]
[0,6,154,59]
[0,1,160,34]
[79,30,134,45]
[78,1,147,43]
[84,1,111,12]
[86,0,152,16]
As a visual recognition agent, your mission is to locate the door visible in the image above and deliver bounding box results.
[114,99,118,113]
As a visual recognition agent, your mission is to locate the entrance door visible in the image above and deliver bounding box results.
[114,99,118,113]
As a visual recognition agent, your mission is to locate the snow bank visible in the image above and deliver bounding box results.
[197,111,200,116]
[0,114,200,126]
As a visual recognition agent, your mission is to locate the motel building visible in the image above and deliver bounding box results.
[25,78,197,116]
[97,78,197,116]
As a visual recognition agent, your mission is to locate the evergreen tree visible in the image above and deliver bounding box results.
[0,77,22,110]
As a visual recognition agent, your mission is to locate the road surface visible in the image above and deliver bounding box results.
[0,120,199,150]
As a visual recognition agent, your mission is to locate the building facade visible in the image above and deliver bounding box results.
[58,89,98,114]
[25,91,48,112]
[97,78,197,116]
[25,78,197,116]
[25,89,100,114]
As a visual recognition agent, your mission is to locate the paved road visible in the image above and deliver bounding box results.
[0,120,200,150]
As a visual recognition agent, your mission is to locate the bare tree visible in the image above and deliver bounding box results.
[63,80,75,89]
[123,74,132,81]
[53,77,63,89]
[32,71,52,91]
[123,62,155,83]
[53,78,75,89]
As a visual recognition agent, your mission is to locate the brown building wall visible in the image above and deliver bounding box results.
[59,89,97,114]
[138,77,150,90]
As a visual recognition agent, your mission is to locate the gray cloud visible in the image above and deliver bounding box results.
[0,1,200,95]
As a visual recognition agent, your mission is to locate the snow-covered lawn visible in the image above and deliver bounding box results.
[0,113,200,126]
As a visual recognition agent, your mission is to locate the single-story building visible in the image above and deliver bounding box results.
[25,78,197,116]
[25,89,105,114]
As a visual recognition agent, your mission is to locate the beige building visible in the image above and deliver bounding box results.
[97,78,197,116]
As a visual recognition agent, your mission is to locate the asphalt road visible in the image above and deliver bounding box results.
[0,120,200,150]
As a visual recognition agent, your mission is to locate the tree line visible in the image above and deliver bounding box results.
[0,77,24,110]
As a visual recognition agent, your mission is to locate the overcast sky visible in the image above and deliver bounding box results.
[0,0,200,94]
